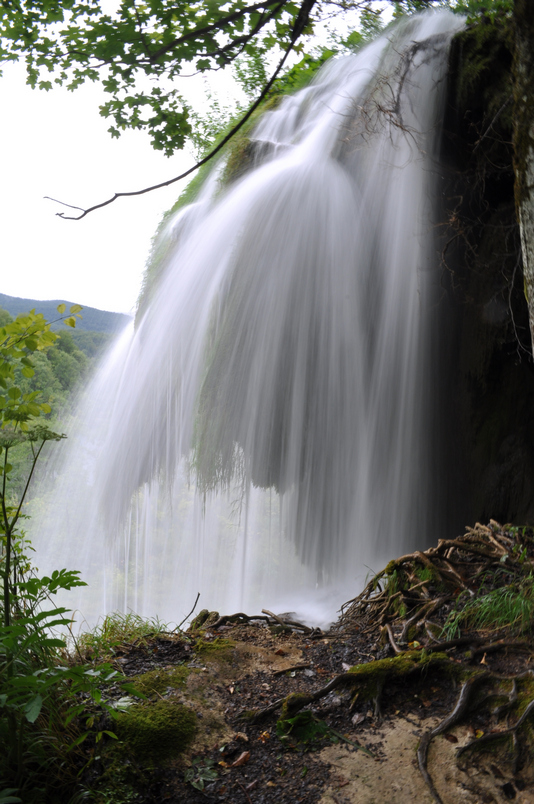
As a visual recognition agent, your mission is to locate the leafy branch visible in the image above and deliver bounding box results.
[45,5,313,220]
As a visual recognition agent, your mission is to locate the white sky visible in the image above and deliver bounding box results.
[0,62,198,314]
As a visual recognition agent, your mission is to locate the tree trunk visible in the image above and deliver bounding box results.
[513,0,534,356]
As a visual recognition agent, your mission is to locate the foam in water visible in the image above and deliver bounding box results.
[30,11,464,629]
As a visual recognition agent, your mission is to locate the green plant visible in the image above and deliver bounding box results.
[443,573,534,639]
[184,757,218,790]
[0,790,22,804]
[76,611,172,663]
[0,306,137,801]
[276,710,330,745]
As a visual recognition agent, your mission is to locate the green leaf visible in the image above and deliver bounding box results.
[0,790,22,804]
[57,304,66,314]
[69,304,83,314]
[63,317,76,328]
[68,732,89,749]
[24,694,43,723]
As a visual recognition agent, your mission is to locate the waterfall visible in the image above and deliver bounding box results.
[31,11,464,628]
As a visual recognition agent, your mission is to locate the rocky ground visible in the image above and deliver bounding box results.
[80,522,534,804]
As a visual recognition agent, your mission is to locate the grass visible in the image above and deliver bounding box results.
[443,573,534,639]
[75,612,174,663]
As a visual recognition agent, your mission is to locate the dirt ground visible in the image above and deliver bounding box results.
[81,524,534,804]
[83,622,534,804]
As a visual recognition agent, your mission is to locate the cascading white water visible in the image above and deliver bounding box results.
[31,11,464,628]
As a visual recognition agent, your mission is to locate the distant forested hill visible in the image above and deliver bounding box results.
[0,297,130,494]
[0,292,131,333]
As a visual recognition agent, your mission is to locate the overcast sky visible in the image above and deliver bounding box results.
[1,62,198,314]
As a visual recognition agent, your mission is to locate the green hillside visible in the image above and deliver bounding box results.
[0,292,131,333]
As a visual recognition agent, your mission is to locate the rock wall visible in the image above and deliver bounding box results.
[439,18,534,530]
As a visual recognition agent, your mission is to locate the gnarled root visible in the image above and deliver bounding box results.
[417,673,488,804]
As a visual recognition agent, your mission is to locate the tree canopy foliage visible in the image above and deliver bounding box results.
[0,0,513,218]
[0,0,443,157]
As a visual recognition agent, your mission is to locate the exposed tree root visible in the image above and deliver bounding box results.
[417,673,489,804]
[242,647,534,803]
[337,522,534,649]
[243,651,461,725]
[198,522,534,803]
[457,697,534,775]
[199,610,321,635]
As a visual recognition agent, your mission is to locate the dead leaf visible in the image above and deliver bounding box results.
[229,686,235,694]
[230,751,250,768]
[234,732,249,742]
[258,731,270,743]
[444,733,458,744]
[266,781,276,788]
[245,781,259,792]
[480,653,488,665]
[475,730,484,739]
[352,713,365,726]
[337,778,350,788]
[274,648,286,656]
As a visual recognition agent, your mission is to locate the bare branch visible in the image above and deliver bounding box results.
[47,4,317,221]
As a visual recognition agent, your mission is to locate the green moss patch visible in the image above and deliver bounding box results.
[116,700,197,762]
[347,650,468,698]
[194,637,235,665]
[132,666,191,698]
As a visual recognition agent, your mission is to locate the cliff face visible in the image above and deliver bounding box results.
[439,19,534,530]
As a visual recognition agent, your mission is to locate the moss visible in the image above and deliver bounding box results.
[93,749,145,804]
[194,637,235,665]
[133,666,190,698]
[406,626,418,643]
[270,624,292,635]
[397,602,408,619]
[280,692,313,719]
[425,622,442,640]
[239,708,262,721]
[190,609,211,630]
[512,0,534,209]
[347,651,469,698]
[414,566,436,584]
[515,677,534,720]
[220,95,282,186]
[452,19,514,122]
[115,700,196,762]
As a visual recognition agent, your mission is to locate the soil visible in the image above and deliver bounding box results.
[81,524,534,804]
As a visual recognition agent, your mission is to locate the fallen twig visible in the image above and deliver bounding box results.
[272,664,312,676]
